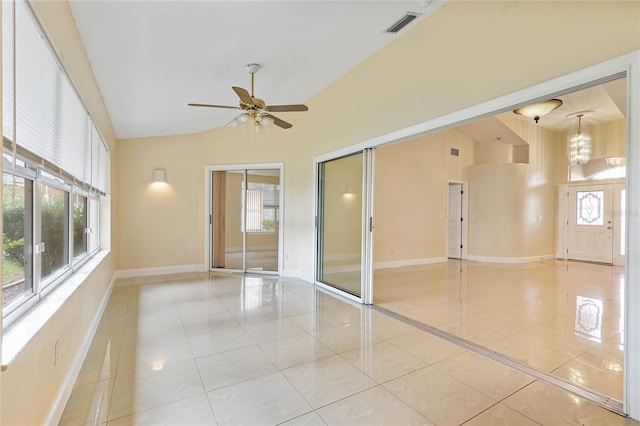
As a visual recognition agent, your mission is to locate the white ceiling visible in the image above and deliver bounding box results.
[69,1,625,143]
[69,0,444,139]
[460,78,627,145]
[506,78,626,132]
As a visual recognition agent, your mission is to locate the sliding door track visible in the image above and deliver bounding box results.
[373,305,624,416]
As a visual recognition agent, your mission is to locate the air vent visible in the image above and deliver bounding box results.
[450,147,460,157]
[384,12,421,34]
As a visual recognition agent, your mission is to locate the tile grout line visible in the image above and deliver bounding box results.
[371,304,625,416]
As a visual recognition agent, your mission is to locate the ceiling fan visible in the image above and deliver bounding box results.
[188,63,308,133]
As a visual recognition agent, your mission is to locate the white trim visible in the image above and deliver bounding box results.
[465,254,555,264]
[314,53,637,165]
[2,250,112,366]
[363,148,374,305]
[44,273,116,426]
[115,264,207,279]
[374,257,447,270]
[315,281,362,304]
[624,49,640,420]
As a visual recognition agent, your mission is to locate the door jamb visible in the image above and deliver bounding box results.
[447,180,468,260]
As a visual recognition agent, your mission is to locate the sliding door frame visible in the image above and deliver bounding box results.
[314,148,374,304]
[204,163,284,275]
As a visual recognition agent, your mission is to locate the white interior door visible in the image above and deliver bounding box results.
[448,183,462,259]
[567,184,614,263]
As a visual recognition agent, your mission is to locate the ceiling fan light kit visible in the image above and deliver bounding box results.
[188,63,309,133]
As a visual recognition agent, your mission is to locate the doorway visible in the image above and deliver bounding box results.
[558,182,626,265]
[447,182,468,259]
[316,152,364,297]
[315,149,374,302]
[209,166,282,274]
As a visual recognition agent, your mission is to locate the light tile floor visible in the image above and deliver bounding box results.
[60,272,636,425]
[375,259,626,402]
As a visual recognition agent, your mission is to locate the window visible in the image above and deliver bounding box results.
[243,182,279,233]
[73,194,88,258]
[40,183,69,282]
[88,196,100,252]
[2,0,109,320]
[2,172,33,309]
[576,190,604,226]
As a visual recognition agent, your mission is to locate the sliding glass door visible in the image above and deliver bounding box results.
[316,150,373,302]
[211,167,281,273]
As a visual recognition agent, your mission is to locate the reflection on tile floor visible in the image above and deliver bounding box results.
[375,259,625,402]
[59,271,635,425]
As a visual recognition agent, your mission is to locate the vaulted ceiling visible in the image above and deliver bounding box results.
[68,1,625,143]
[69,1,444,139]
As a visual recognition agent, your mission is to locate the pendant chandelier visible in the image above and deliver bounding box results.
[567,113,592,165]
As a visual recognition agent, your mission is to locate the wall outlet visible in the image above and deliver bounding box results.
[187,249,193,256]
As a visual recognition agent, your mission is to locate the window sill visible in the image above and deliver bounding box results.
[1,249,111,370]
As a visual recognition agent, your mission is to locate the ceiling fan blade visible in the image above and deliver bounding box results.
[266,104,309,112]
[188,103,241,110]
[265,114,293,129]
[232,86,254,106]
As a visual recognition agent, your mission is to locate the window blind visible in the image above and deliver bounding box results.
[2,1,15,141]
[15,1,62,167]
[2,0,108,194]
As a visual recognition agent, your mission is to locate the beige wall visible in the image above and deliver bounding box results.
[321,153,363,267]
[474,142,516,165]
[374,129,474,263]
[1,2,118,425]
[590,119,627,159]
[467,114,559,258]
[1,258,114,425]
[372,104,626,263]
[115,1,639,278]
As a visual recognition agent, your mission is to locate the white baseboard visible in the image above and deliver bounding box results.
[374,257,447,270]
[465,254,555,263]
[116,264,208,279]
[45,273,116,426]
[555,251,567,260]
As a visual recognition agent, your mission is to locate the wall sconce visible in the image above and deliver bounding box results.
[153,169,166,183]
[344,184,354,195]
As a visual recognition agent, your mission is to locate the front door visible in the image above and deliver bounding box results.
[567,184,613,263]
